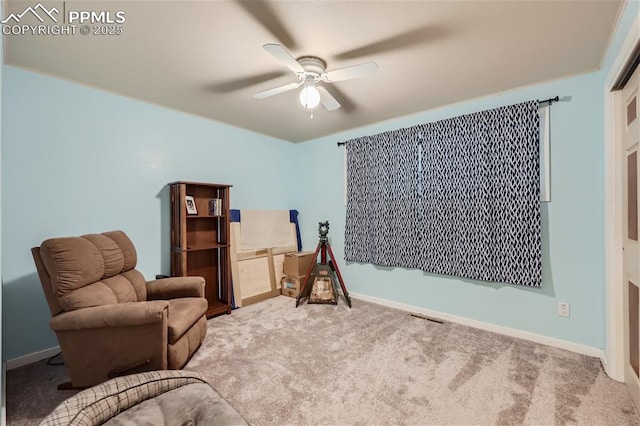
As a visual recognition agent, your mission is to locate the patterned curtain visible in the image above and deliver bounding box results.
[418,101,541,286]
[344,100,541,287]
[345,128,422,268]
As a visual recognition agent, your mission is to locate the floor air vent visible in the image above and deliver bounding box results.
[410,313,444,324]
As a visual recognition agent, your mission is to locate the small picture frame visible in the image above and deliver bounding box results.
[185,195,197,215]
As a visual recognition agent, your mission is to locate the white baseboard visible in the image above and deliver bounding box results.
[350,292,604,359]
[5,346,60,371]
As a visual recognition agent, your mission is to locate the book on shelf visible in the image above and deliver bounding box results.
[208,198,223,216]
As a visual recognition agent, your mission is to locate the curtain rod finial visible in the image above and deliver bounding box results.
[538,96,560,106]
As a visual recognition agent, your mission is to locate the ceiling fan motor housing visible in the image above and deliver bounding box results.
[297,56,327,82]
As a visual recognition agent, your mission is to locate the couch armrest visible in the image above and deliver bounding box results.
[146,276,205,300]
[49,301,169,331]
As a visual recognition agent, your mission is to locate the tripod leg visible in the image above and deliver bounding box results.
[296,242,322,308]
[325,242,352,308]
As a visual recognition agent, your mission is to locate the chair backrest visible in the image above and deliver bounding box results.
[32,230,148,313]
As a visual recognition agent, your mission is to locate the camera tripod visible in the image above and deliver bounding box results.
[296,221,352,308]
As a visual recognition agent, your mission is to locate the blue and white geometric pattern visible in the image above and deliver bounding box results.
[344,101,541,287]
[418,101,541,286]
[345,127,422,269]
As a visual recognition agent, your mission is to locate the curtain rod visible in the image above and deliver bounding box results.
[337,96,559,147]
[538,96,559,106]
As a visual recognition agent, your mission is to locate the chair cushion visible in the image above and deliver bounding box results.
[39,231,146,311]
[41,237,106,295]
[167,298,208,344]
[81,234,125,278]
[60,282,118,310]
[102,231,137,271]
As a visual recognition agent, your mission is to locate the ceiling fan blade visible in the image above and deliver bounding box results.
[322,62,378,83]
[334,25,448,60]
[236,0,297,49]
[317,86,341,111]
[321,85,356,113]
[209,71,287,93]
[253,81,303,99]
[263,43,305,74]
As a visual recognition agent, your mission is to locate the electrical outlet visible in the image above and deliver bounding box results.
[558,302,570,317]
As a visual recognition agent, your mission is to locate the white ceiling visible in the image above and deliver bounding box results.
[3,0,624,143]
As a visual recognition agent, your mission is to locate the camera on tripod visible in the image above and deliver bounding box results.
[296,220,352,308]
[318,221,329,241]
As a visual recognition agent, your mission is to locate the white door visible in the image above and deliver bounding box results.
[621,65,640,409]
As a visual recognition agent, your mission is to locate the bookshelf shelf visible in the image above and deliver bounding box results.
[185,243,229,252]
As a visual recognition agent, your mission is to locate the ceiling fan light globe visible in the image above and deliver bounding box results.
[299,86,320,109]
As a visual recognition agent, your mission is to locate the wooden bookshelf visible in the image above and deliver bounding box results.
[169,181,232,317]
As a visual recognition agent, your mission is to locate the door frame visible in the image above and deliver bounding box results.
[605,10,640,382]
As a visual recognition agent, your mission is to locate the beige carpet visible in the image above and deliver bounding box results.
[6,295,640,425]
[186,296,638,425]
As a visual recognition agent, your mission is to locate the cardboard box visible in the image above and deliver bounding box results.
[283,252,315,277]
[281,274,314,298]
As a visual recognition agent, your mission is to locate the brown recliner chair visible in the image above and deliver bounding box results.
[31,230,208,388]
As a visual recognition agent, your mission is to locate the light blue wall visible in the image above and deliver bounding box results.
[1,66,296,360]
[295,71,606,349]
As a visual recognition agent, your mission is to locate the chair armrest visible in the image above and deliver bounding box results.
[49,301,169,331]
[146,276,205,300]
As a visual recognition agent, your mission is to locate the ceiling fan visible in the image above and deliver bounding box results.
[254,43,378,112]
